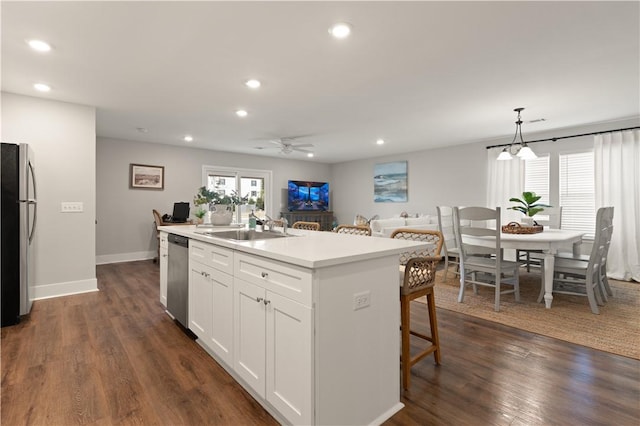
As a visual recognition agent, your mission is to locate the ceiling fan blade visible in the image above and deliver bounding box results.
[279,134,314,142]
[292,147,312,154]
[291,143,314,148]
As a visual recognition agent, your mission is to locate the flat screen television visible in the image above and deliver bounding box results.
[287,180,329,211]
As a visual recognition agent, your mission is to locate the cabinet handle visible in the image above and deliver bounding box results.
[261,272,268,278]
[264,299,271,306]
[256,297,264,303]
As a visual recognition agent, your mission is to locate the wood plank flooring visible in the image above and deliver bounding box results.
[2,260,638,425]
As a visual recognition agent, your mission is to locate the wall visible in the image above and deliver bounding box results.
[1,92,97,298]
[330,117,639,258]
[330,141,487,225]
[96,137,331,263]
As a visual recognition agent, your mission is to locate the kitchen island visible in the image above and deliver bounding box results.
[159,225,428,426]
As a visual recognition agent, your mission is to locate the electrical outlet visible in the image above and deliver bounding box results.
[61,202,84,213]
[353,291,371,311]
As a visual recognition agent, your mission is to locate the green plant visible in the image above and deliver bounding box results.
[194,209,206,219]
[193,186,217,206]
[509,191,551,217]
[193,186,248,207]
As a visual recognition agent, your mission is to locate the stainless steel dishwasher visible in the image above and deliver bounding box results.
[167,233,189,327]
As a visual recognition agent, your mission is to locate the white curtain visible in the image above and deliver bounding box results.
[594,129,640,281]
[486,148,523,224]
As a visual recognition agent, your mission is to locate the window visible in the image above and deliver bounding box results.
[559,151,595,237]
[203,165,272,224]
[522,150,596,238]
[524,155,550,205]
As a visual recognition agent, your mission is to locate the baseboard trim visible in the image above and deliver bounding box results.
[34,278,99,300]
[96,251,155,265]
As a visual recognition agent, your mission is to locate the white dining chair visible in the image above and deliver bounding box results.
[537,206,613,314]
[453,206,520,312]
[516,206,563,272]
[436,206,460,282]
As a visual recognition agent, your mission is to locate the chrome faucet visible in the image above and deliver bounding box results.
[282,217,288,235]
[264,215,274,232]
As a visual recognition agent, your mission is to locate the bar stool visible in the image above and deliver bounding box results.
[391,228,443,390]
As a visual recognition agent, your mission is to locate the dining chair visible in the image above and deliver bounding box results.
[556,206,614,298]
[516,206,563,272]
[537,206,614,314]
[291,221,321,231]
[391,229,443,391]
[335,224,372,236]
[436,206,460,282]
[453,206,520,312]
[152,209,163,263]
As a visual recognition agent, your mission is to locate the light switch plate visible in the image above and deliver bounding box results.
[61,202,84,213]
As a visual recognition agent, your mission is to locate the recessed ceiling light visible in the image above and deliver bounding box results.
[184,135,193,142]
[236,109,248,117]
[27,39,51,52]
[245,79,261,89]
[307,153,314,158]
[329,23,352,39]
[33,83,51,92]
[376,139,385,145]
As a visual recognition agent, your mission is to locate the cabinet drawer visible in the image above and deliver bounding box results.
[235,253,312,306]
[190,240,234,274]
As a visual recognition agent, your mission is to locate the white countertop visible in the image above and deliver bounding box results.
[159,225,427,269]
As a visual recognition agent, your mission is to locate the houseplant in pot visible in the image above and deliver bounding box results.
[194,186,247,226]
[508,191,551,226]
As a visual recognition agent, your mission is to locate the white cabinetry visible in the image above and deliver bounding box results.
[159,232,168,307]
[172,230,407,426]
[234,253,312,426]
[188,241,234,366]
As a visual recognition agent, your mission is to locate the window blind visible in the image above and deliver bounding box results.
[559,151,595,238]
[524,155,550,205]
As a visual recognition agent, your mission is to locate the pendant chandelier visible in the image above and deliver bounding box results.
[497,107,537,161]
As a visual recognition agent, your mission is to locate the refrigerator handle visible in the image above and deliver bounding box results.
[27,160,37,243]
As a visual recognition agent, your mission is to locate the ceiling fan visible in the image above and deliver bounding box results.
[254,136,314,155]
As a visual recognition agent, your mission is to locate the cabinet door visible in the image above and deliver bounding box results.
[266,291,313,425]
[159,233,169,307]
[189,262,212,342]
[234,278,266,398]
[209,269,233,366]
[159,245,168,307]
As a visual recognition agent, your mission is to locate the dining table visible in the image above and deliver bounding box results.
[464,229,585,308]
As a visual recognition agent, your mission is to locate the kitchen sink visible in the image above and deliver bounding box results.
[195,229,289,241]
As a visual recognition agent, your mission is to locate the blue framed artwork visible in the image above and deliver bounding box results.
[374,161,408,202]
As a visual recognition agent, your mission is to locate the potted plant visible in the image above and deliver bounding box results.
[194,208,207,224]
[508,191,551,225]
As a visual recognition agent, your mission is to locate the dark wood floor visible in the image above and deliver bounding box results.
[2,260,638,425]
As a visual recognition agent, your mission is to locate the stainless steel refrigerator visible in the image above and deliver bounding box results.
[1,142,37,327]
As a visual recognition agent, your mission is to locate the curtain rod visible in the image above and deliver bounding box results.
[485,126,640,150]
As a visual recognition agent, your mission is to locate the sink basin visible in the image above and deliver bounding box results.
[195,229,289,241]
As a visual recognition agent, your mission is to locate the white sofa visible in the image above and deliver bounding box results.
[370,215,439,238]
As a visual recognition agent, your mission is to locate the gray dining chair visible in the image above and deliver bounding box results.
[516,206,563,272]
[537,206,614,314]
[453,206,520,312]
[436,206,460,282]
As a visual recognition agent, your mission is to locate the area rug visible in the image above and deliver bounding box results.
[424,271,640,359]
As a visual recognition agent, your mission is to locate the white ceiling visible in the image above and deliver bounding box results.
[2,1,639,164]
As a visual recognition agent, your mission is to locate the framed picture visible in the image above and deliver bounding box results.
[130,163,164,190]
[374,161,408,202]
